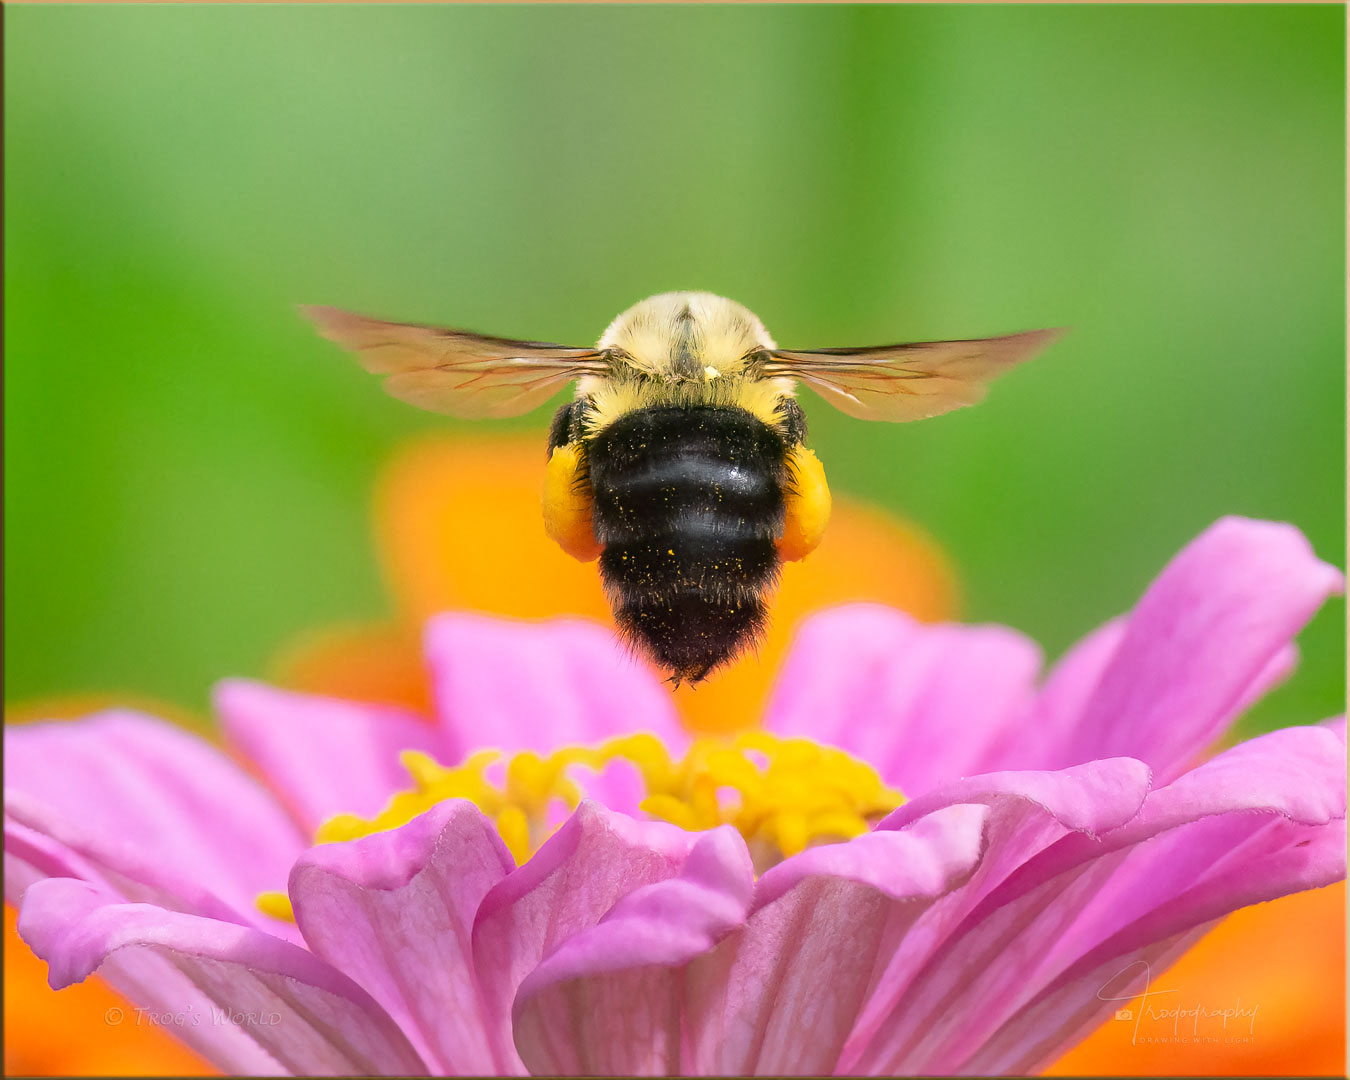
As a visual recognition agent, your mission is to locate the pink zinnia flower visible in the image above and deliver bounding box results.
[6,516,1345,1075]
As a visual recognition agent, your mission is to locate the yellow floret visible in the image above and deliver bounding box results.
[255,890,295,923]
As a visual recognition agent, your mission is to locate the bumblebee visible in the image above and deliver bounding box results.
[306,292,1056,684]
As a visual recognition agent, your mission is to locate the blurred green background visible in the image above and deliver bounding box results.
[5,5,1344,736]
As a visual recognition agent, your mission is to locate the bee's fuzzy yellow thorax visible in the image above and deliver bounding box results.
[581,292,794,434]
[581,375,796,436]
[597,291,777,380]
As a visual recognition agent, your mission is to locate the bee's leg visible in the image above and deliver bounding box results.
[779,397,808,445]
[542,428,603,563]
[777,443,831,562]
[547,400,585,455]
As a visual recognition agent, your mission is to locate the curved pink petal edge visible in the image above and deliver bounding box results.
[1036,516,1343,781]
[687,803,994,1077]
[970,823,1345,1076]
[846,723,1347,1075]
[472,800,706,1071]
[510,803,990,1077]
[17,877,428,1076]
[4,711,305,930]
[512,825,754,1075]
[840,758,1155,1070]
[5,817,101,898]
[4,790,261,931]
[289,799,515,1075]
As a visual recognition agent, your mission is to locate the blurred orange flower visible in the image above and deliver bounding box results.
[5,433,1343,1077]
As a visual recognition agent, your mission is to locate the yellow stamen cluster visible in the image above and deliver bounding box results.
[256,733,902,920]
[598,732,903,871]
[315,747,587,864]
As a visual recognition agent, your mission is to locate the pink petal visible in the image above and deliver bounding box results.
[840,757,1153,1072]
[685,804,990,1076]
[5,817,99,898]
[76,940,290,1074]
[994,723,1346,983]
[215,678,444,834]
[989,618,1125,771]
[289,799,515,1075]
[4,713,305,924]
[878,756,1154,838]
[1040,517,1343,781]
[765,604,1042,791]
[512,827,754,1075]
[1228,642,1299,719]
[17,877,428,1076]
[6,791,264,931]
[848,724,1346,1075]
[471,800,701,1071]
[1011,630,1298,776]
[425,613,687,757]
[567,755,650,819]
[967,822,1346,1075]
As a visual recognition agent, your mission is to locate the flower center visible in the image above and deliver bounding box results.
[255,733,903,921]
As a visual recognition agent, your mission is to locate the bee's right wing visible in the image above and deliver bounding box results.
[303,306,609,419]
[764,328,1061,422]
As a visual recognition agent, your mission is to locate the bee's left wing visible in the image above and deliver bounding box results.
[763,328,1061,422]
[304,306,609,419]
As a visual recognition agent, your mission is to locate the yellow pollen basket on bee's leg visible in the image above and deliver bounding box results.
[542,442,603,562]
[255,733,905,919]
[777,446,831,561]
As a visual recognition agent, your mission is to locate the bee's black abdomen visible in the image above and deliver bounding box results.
[587,404,788,683]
